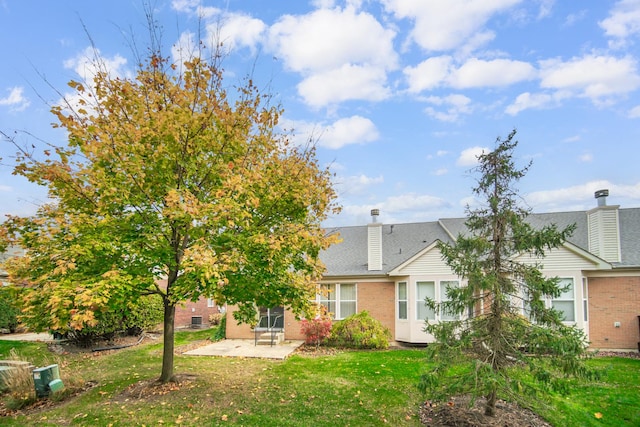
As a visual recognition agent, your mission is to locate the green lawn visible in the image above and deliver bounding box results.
[0,332,638,426]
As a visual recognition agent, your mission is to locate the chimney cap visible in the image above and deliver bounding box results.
[594,189,609,199]
[371,208,380,216]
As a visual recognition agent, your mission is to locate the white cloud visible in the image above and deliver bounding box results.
[267,6,397,108]
[171,0,218,18]
[578,153,593,163]
[0,87,30,112]
[404,57,535,93]
[599,0,640,47]
[337,190,455,225]
[283,115,379,149]
[536,0,555,19]
[385,193,449,211]
[381,0,522,52]
[404,56,453,92]
[268,7,397,73]
[172,31,198,66]
[562,135,581,143]
[564,10,587,27]
[526,180,640,209]
[0,185,12,192]
[171,0,201,13]
[505,91,569,115]
[628,105,640,118]
[63,47,128,83]
[317,116,380,149]
[297,64,391,107]
[208,12,266,53]
[312,0,365,9]
[60,47,129,115]
[449,58,536,88]
[424,94,472,122]
[539,54,640,100]
[335,174,384,196]
[433,168,448,176]
[457,146,488,166]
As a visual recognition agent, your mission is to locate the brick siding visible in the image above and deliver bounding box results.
[588,276,640,349]
[225,281,396,341]
[174,299,222,329]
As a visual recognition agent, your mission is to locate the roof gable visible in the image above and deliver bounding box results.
[388,241,455,276]
[514,242,611,271]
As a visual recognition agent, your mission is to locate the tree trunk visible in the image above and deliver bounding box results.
[485,389,497,416]
[159,299,176,383]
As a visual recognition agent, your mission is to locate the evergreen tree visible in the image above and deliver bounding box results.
[420,129,597,415]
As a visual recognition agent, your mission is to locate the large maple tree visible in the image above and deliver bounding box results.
[1,52,339,382]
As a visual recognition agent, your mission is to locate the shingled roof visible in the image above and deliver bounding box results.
[320,207,640,277]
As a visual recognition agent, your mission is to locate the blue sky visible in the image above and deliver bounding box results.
[1,0,640,227]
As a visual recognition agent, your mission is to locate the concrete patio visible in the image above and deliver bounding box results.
[184,339,303,360]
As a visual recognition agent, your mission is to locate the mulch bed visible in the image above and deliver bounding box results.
[419,396,551,427]
[419,350,639,426]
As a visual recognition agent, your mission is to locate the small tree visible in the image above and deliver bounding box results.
[1,37,338,382]
[0,286,20,333]
[300,305,332,349]
[420,130,596,415]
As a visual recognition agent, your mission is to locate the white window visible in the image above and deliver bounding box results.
[416,281,435,321]
[552,278,575,322]
[582,277,588,322]
[319,283,357,319]
[207,298,215,308]
[397,282,408,320]
[439,280,459,321]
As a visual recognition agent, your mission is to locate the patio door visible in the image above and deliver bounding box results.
[257,306,284,330]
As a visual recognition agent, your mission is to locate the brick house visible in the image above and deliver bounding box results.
[225,190,640,350]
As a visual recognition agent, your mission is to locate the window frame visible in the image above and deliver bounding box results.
[415,279,462,322]
[397,281,408,320]
[416,281,436,321]
[439,280,460,321]
[318,283,357,320]
[551,277,576,323]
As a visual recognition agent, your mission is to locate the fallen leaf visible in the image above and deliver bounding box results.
[594,412,603,419]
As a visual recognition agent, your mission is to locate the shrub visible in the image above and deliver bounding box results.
[61,295,164,346]
[300,313,332,349]
[0,286,21,333]
[211,314,226,342]
[209,312,223,326]
[329,311,391,349]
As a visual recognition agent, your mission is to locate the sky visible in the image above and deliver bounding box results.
[1,0,640,227]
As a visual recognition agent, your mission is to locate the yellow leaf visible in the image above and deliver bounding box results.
[594,412,603,419]
[221,414,228,421]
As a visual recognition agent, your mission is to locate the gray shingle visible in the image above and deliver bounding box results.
[321,207,640,276]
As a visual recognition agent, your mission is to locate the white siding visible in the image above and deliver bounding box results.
[396,247,455,275]
[515,246,600,271]
[587,207,621,262]
[367,223,383,271]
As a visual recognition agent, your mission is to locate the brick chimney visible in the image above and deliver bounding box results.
[367,209,382,271]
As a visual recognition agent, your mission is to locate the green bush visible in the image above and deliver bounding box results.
[62,295,163,346]
[0,286,20,333]
[328,311,391,349]
[211,313,226,342]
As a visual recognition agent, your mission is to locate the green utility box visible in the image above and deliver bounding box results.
[33,364,61,398]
